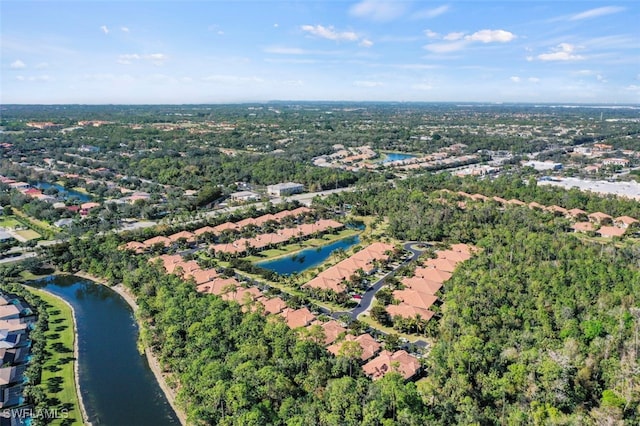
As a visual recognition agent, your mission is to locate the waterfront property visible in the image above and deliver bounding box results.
[256,235,361,275]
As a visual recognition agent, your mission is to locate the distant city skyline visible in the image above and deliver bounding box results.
[2,0,639,104]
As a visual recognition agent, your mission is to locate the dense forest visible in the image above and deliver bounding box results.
[22,173,639,425]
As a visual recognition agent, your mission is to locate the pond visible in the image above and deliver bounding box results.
[29,275,180,426]
[257,235,360,275]
[380,152,417,163]
[36,182,92,202]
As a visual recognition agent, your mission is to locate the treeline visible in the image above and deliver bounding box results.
[38,234,430,425]
[34,178,640,423]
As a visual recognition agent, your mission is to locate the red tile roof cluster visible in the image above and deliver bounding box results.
[457,191,637,236]
[280,307,316,329]
[210,219,343,255]
[303,242,395,294]
[123,207,314,251]
[327,333,381,361]
[390,243,474,320]
[362,350,421,380]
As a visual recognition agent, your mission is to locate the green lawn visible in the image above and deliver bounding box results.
[14,229,41,241]
[25,287,84,426]
[0,217,21,228]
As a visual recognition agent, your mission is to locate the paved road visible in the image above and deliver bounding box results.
[0,252,37,264]
[334,242,427,321]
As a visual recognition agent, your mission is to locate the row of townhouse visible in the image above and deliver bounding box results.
[123,207,313,253]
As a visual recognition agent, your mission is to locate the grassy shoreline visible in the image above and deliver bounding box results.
[24,286,87,426]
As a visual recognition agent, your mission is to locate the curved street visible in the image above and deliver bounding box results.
[334,241,427,320]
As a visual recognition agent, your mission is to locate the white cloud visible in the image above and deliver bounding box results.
[465,29,515,43]
[15,75,52,82]
[121,27,130,33]
[264,46,307,55]
[537,43,584,61]
[359,39,374,48]
[424,30,439,39]
[412,5,450,19]
[100,25,109,34]
[528,77,540,83]
[118,54,141,64]
[117,53,166,65]
[596,74,607,83]
[444,32,465,41]
[274,23,279,28]
[510,76,521,83]
[354,80,383,87]
[349,0,407,22]
[424,40,467,53]
[301,25,358,42]
[570,6,625,21]
[10,59,26,69]
[424,28,515,53]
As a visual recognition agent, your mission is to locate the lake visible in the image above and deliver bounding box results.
[381,152,417,163]
[29,275,180,426]
[257,235,360,275]
[36,182,92,202]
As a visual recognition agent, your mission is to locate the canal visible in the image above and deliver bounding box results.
[29,275,180,426]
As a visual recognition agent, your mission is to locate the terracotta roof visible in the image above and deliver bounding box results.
[143,236,172,247]
[546,205,568,215]
[172,260,200,276]
[470,193,489,201]
[123,241,146,253]
[423,258,458,273]
[259,296,287,315]
[362,350,421,380]
[222,286,263,303]
[400,276,442,295]
[615,216,638,227]
[188,268,219,285]
[436,249,471,263]
[319,320,347,345]
[194,226,217,236]
[567,208,587,217]
[492,196,507,204]
[414,267,452,283]
[152,254,183,273]
[327,333,381,361]
[213,222,238,232]
[168,230,195,242]
[392,289,438,311]
[81,202,101,210]
[528,201,544,210]
[280,307,316,329]
[506,199,526,206]
[196,277,240,295]
[588,212,613,222]
[597,226,626,238]
[449,243,474,255]
[387,303,435,320]
[572,222,595,232]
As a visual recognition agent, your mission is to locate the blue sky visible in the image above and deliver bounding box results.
[2,1,639,104]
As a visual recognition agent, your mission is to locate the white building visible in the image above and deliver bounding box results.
[267,182,304,197]
[230,191,260,203]
[522,161,562,171]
